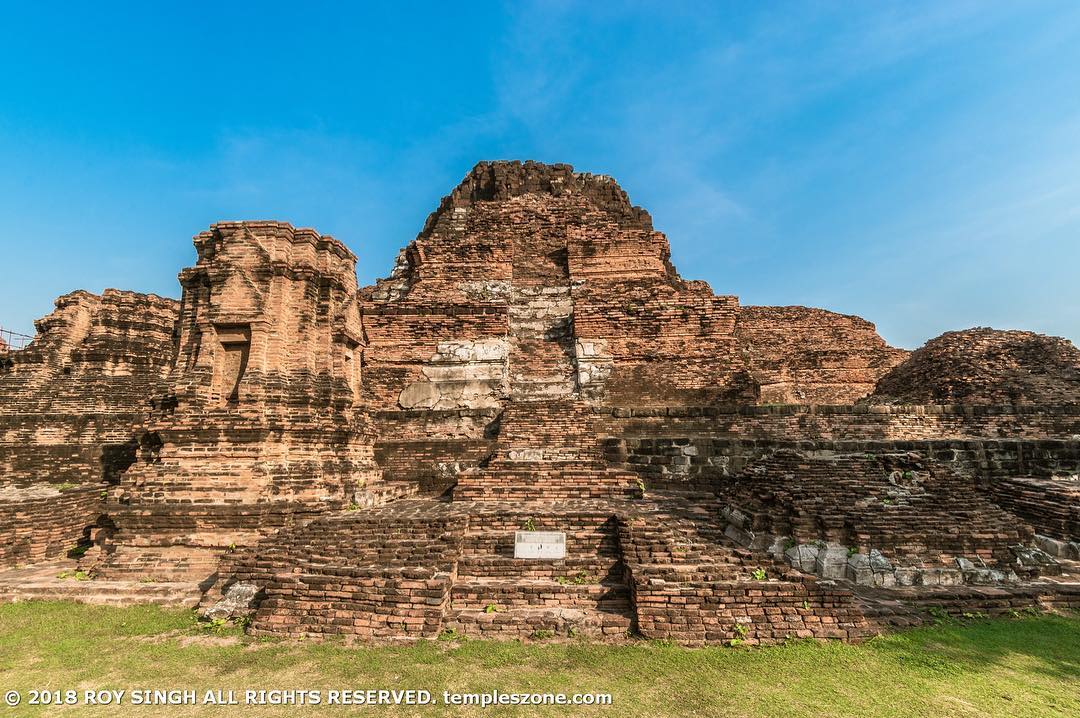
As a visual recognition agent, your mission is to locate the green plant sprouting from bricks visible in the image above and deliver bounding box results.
[751,568,767,580]
[438,628,467,642]
[523,518,537,531]
[729,622,750,646]
[557,571,593,586]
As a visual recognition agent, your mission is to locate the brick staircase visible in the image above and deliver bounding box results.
[508,286,578,401]
[444,503,634,639]
[453,402,643,501]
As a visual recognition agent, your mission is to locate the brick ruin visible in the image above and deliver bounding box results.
[869,327,1080,405]
[1,160,1077,643]
[0,290,177,568]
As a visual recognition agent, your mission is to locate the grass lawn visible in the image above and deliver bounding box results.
[0,602,1077,717]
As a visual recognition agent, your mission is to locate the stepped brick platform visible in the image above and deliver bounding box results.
[454,402,643,501]
[2,160,1079,645]
[721,450,1030,570]
[0,560,204,607]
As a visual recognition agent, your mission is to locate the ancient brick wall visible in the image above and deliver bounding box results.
[736,306,907,404]
[0,289,178,488]
[595,404,1080,442]
[0,484,105,568]
[991,476,1079,542]
[613,437,1080,490]
[249,509,466,639]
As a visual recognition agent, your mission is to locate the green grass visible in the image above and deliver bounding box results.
[0,602,1077,717]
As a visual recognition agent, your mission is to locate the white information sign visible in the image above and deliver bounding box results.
[514,531,566,559]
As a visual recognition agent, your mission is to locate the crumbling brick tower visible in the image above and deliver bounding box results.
[99,222,379,581]
[364,160,756,411]
[0,290,178,569]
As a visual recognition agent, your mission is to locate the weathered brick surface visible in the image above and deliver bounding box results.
[871,328,1080,404]
[596,403,1080,442]
[98,222,380,580]
[0,290,178,488]
[3,161,1079,643]
[737,306,908,404]
[991,476,1079,541]
[0,484,105,568]
[617,495,869,644]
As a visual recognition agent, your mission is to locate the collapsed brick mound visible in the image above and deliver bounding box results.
[721,449,1032,573]
[870,328,1080,405]
[0,289,179,490]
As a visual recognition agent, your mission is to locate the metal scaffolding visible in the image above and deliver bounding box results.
[0,326,33,351]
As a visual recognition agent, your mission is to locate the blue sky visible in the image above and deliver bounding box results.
[1,1,1078,348]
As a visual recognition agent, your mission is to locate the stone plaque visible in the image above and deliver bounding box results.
[514,531,566,559]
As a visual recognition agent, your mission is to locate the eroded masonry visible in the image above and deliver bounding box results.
[1,161,1078,644]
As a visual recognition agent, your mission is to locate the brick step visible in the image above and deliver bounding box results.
[95,546,221,582]
[458,486,641,501]
[444,604,633,639]
[0,561,202,607]
[632,562,754,582]
[0,582,202,607]
[456,555,620,580]
[451,578,631,610]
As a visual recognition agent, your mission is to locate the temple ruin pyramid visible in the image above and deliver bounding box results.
[0,160,1077,644]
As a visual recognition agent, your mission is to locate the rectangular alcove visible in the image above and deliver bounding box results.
[214,324,251,404]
